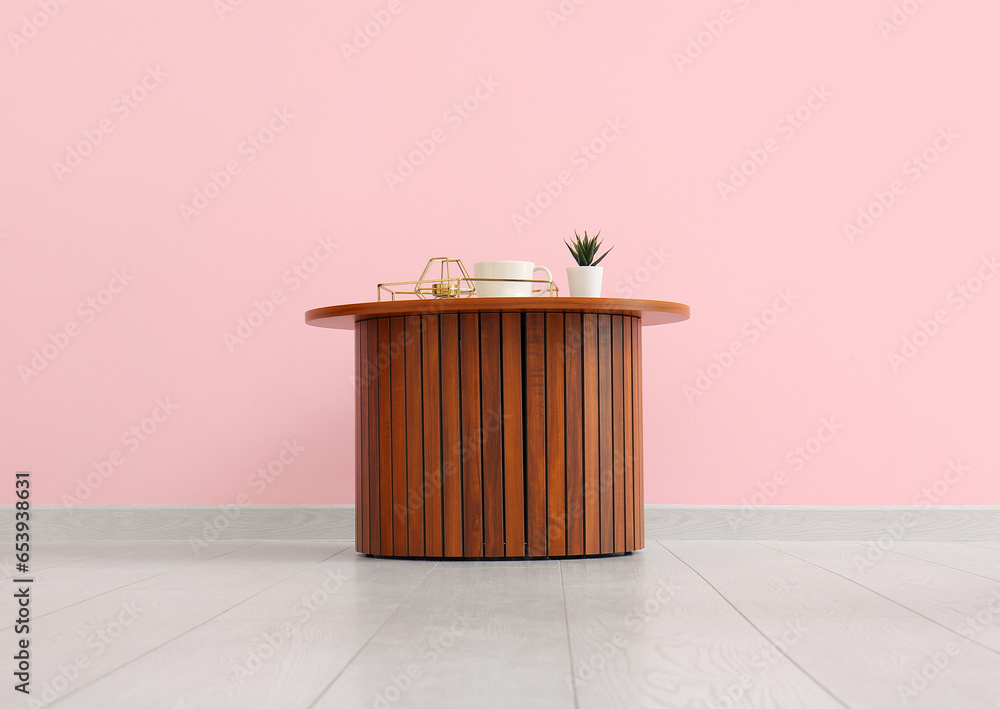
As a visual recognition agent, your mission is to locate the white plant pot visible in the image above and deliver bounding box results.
[566,266,603,297]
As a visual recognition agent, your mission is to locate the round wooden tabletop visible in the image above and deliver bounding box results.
[305,298,690,330]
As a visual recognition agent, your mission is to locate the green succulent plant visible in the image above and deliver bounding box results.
[565,230,613,266]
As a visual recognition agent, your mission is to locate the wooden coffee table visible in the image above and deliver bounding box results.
[306,297,689,559]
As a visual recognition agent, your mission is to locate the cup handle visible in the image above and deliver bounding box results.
[532,265,553,295]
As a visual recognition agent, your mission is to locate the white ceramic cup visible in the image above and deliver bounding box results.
[473,261,553,297]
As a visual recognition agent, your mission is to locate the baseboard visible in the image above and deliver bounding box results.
[644,505,1000,541]
[2,505,356,543]
[2,504,998,543]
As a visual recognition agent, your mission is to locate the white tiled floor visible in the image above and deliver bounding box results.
[5,540,1000,708]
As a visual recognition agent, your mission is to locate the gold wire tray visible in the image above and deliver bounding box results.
[377,257,560,301]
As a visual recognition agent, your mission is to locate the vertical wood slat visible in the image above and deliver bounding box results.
[501,313,524,557]
[390,317,408,556]
[524,313,547,557]
[404,316,424,557]
[480,313,504,557]
[421,315,443,557]
[582,314,600,555]
[564,313,585,556]
[597,314,613,554]
[612,316,625,554]
[545,313,566,557]
[623,316,634,552]
[367,319,379,555]
[356,322,365,554]
[459,313,483,557]
[634,317,644,550]
[377,318,393,554]
[440,313,463,557]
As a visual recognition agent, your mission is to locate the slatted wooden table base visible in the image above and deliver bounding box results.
[308,298,689,560]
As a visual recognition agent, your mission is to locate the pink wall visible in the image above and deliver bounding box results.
[4,1,998,507]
